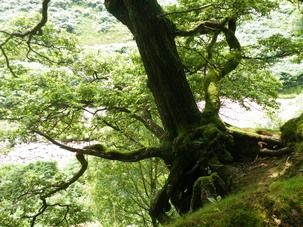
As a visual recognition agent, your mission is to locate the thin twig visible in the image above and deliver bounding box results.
[159,3,216,17]
[0,45,17,77]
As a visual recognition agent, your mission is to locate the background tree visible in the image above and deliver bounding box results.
[86,157,169,226]
[0,161,92,226]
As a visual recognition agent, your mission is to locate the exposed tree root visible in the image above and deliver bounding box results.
[259,147,292,157]
[227,127,287,161]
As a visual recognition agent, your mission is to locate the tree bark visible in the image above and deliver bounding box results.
[105,0,201,138]
[104,0,243,224]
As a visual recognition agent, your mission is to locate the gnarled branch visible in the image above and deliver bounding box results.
[27,148,87,226]
[33,130,168,162]
[42,153,88,198]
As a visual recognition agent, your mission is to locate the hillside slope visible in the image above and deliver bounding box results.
[169,115,303,226]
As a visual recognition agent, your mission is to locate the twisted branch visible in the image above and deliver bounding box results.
[33,130,168,162]
[27,149,87,226]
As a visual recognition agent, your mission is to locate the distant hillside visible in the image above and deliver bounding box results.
[0,0,114,32]
[1,1,303,91]
[0,1,179,45]
[0,0,132,45]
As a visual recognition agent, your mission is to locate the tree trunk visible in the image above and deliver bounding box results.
[105,0,201,139]
[104,0,237,224]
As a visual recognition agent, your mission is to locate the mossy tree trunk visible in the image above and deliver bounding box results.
[104,0,242,224]
[105,0,202,139]
[2,0,294,225]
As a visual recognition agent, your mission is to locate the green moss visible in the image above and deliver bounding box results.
[259,176,303,225]
[169,175,303,227]
[201,123,220,139]
[200,114,225,130]
[174,123,233,164]
[168,193,263,227]
[228,126,264,138]
[281,113,303,145]
[269,176,303,191]
[83,144,107,151]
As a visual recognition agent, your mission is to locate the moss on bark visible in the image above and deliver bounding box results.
[190,172,228,212]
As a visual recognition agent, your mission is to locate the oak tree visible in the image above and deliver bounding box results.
[1,0,301,225]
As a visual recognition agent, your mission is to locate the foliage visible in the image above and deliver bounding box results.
[0,161,92,226]
[1,0,303,226]
[165,0,288,111]
[0,13,162,225]
[0,11,162,225]
[0,0,117,37]
[238,1,303,95]
[85,157,170,226]
[219,66,282,110]
[0,22,157,146]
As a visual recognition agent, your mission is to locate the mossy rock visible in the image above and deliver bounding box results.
[190,172,228,211]
[281,113,303,145]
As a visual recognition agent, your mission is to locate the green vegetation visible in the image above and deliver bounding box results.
[169,109,303,226]
[85,158,170,226]
[0,0,303,226]
[0,161,92,226]
[169,176,303,227]
[77,18,132,45]
[169,193,263,227]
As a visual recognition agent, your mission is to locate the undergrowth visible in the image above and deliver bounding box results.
[169,174,303,227]
[169,124,303,227]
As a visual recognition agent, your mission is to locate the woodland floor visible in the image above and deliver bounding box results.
[169,136,303,226]
[231,154,294,192]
